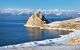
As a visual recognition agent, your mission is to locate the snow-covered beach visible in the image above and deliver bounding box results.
[0,30,80,49]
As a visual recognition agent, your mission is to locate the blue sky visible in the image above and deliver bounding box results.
[0,0,80,10]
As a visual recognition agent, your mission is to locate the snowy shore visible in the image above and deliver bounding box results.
[0,30,80,48]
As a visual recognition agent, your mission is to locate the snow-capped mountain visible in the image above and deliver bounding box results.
[0,8,80,18]
[0,8,34,15]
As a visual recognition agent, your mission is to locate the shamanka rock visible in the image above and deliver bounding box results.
[25,11,49,27]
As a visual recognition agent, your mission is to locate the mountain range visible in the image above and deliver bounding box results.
[0,8,80,18]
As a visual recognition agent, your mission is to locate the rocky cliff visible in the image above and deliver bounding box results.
[25,11,49,27]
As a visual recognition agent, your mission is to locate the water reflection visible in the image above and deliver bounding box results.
[45,29,73,35]
[26,26,73,41]
[26,27,43,40]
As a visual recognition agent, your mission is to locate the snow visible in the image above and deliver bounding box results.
[0,8,80,16]
[47,21,62,25]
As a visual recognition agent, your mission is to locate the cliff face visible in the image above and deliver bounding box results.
[26,11,49,27]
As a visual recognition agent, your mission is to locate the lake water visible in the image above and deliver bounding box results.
[0,14,74,46]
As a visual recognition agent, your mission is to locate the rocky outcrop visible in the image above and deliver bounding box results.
[25,11,49,27]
